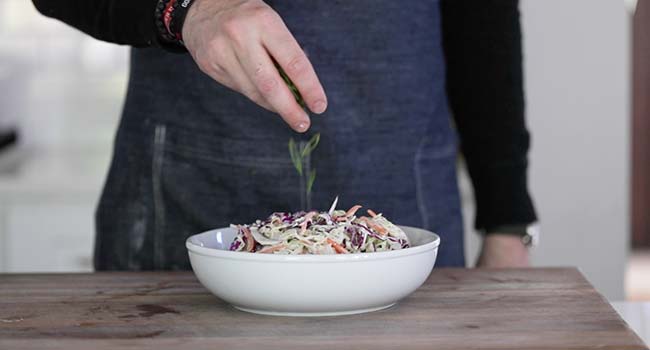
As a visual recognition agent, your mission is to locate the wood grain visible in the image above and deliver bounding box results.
[0,268,646,350]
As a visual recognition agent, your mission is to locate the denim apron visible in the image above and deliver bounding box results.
[95,0,465,270]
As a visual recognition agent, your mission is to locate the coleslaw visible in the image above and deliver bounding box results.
[229,197,410,254]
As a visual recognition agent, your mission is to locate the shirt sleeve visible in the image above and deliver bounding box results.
[32,0,160,47]
[440,0,537,232]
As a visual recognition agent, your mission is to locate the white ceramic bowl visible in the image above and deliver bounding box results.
[186,226,440,316]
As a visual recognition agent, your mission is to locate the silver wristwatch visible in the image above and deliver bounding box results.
[521,223,541,247]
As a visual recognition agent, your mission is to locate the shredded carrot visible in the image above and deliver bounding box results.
[360,217,388,235]
[335,215,348,222]
[367,209,378,218]
[327,238,349,254]
[345,205,363,218]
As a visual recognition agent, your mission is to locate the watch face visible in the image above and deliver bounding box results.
[525,223,541,247]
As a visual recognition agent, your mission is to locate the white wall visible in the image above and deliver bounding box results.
[0,0,125,273]
[463,0,631,300]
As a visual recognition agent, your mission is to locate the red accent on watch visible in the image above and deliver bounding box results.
[162,0,177,39]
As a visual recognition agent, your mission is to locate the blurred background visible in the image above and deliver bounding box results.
[0,0,647,331]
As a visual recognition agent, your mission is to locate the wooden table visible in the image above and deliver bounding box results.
[0,268,646,350]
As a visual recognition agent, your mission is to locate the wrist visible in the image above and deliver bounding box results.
[485,222,540,248]
[483,233,528,248]
[477,234,530,268]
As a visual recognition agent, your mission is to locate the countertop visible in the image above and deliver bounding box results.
[0,268,647,350]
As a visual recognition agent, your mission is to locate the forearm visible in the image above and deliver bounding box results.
[32,0,159,47]
[441,0,537,232]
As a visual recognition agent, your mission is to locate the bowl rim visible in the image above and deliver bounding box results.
[186,225,440,263]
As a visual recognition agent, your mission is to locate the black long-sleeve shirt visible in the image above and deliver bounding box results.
[441,0,536,231]
[31,0,537,232]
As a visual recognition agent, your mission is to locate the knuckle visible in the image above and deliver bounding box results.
[194,52,229,82]
[250,6,280,27]
[285,54,308,76]
[221,16,244,39]
[255,72,278,95]
[207,46,228,66]
[209,62,226,76]
[194,51,212,73]
[195,49,225,76]
[207,36,227,52]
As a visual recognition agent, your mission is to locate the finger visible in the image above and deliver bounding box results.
[200,45,275,112]
[226,60,275,112]
[261,25,327,114]
[238,44,311,133]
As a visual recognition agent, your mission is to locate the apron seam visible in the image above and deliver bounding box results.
[152,124,167,269]
[414,136,430,230]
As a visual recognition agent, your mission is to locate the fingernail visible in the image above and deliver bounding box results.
[312,100,327,114]
[296,120,310,132]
